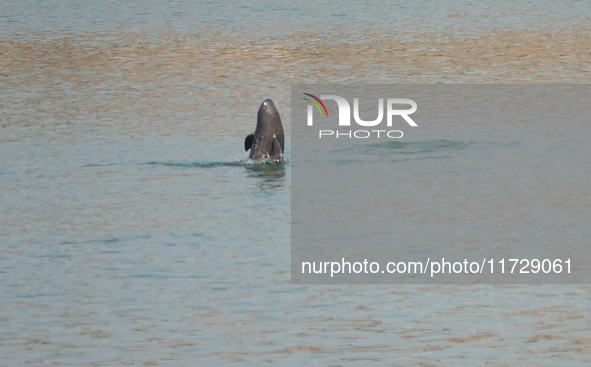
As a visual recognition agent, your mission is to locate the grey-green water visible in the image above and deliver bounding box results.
[2,1,591,366]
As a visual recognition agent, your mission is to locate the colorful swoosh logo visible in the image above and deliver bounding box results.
[302,93,328,117]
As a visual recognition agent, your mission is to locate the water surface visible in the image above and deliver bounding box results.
[1,1,591,365]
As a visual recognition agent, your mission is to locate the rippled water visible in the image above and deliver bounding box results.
[2,1,591,366]
[2,0,591,37]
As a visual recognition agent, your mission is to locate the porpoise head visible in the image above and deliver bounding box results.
[256,99,282,131]
[245,99,285,162]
